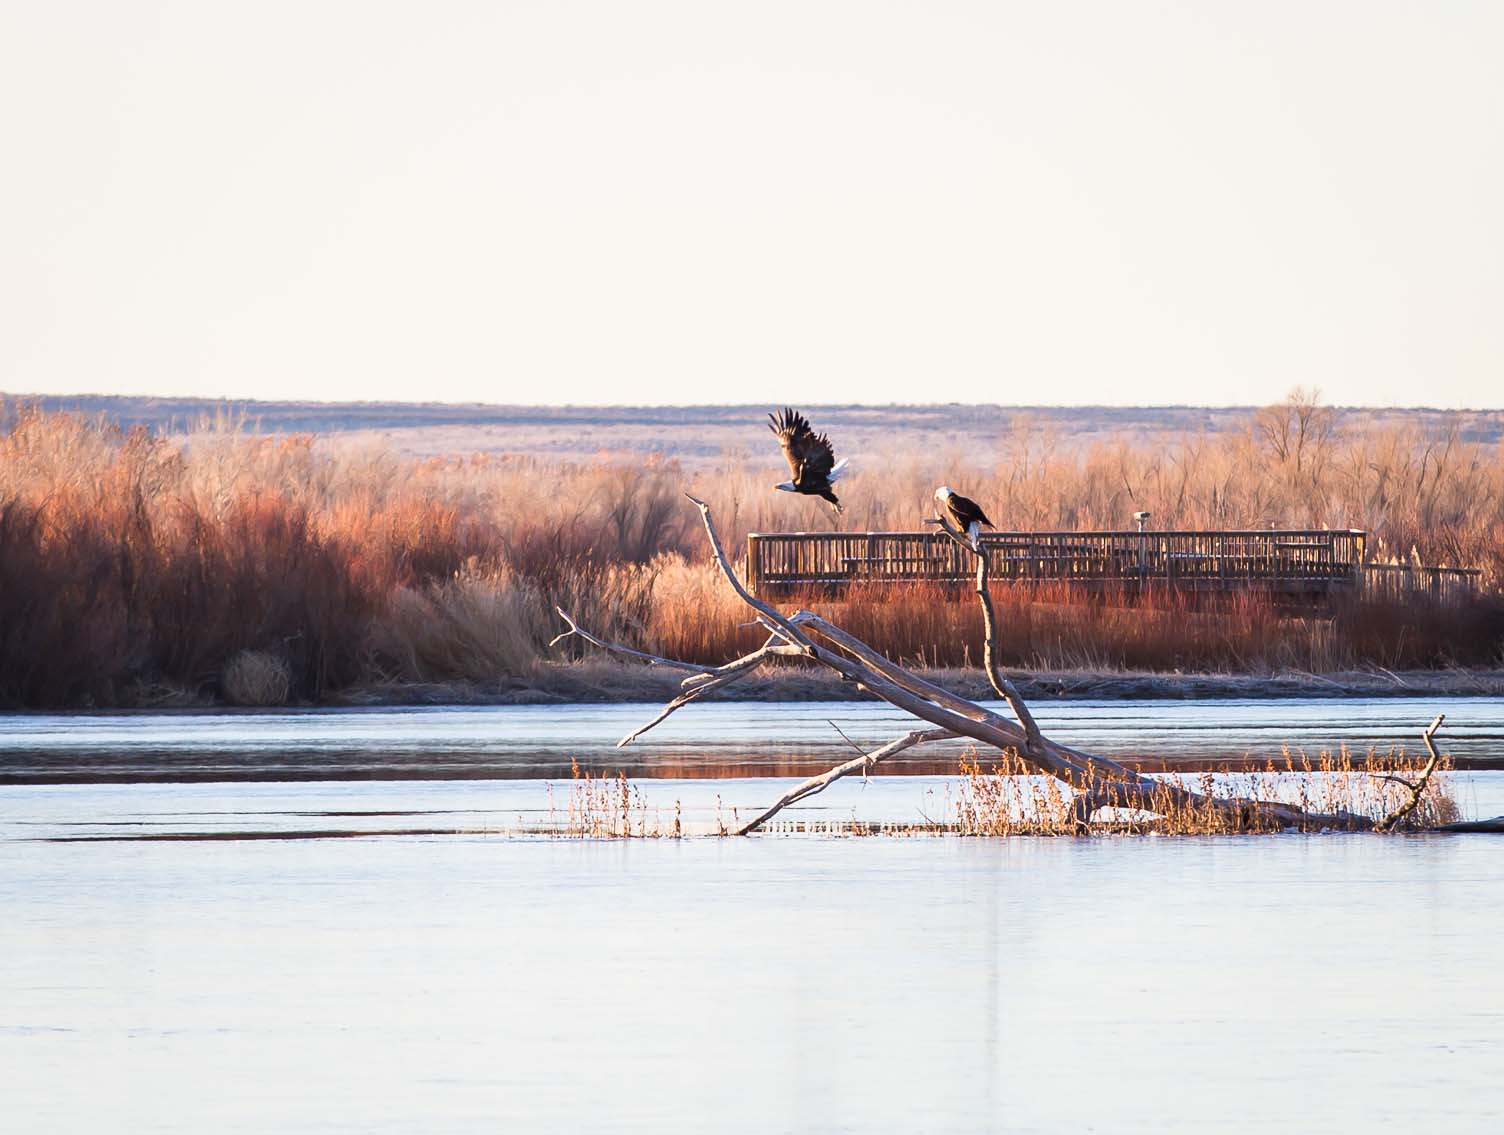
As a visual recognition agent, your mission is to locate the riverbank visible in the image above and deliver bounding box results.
[6,406,1504,712]
[331,661,1504,707]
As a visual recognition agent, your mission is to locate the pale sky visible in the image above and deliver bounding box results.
[3,1,1501,408]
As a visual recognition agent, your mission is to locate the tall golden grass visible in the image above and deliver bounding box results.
[1,395,1501,707]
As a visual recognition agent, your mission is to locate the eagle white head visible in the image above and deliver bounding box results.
[934,486,954,502]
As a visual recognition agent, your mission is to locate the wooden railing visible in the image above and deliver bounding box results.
[744,528,1477,605]
[746,529,1370,595]
[1358,562,1483,606]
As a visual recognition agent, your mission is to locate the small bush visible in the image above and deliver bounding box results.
[366,565,549,683]
[221,650,293,707]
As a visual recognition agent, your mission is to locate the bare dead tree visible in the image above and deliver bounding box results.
[555,495,1486,836]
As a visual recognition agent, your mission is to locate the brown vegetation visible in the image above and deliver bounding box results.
[221,649,293,707]
[550,759,665,838]
[1,394,1502,708]
[949,744,1458,835]
[526,743,1458,838]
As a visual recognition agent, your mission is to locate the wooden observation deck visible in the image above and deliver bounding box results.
[744,529,1481,605]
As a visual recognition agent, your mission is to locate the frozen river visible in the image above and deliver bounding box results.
[3,699,1502,1132]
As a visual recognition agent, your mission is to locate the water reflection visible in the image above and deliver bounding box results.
[1,697,1499,783]
[6,773,1502,845]
[3,701,1501,1131]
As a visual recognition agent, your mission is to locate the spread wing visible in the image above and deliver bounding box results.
[768,407,836,486]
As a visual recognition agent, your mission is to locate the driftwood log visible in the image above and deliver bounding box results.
[554,496,1498,836]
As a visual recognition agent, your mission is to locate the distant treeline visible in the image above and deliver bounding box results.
[13,391,1504,464]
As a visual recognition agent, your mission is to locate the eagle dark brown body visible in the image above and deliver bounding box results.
[935,486,993,549]
[769,407,848,512]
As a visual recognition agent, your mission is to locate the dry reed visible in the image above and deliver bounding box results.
[950,745,1458,835]
[539,747,1457,838]
[2,396,1502,708]
[557,759,654,838]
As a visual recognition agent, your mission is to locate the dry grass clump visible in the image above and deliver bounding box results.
[952,752,1077,835]
[639,554,763,661]
[950,746,1458,835]
[365,564,550,684]
[533,747,1458,839]
[553,760,657,838]
[221,650,293,707]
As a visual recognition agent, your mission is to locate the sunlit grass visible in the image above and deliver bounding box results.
[528,747,1458,839]
[948,745,1457,835]
[1,400,1501,708]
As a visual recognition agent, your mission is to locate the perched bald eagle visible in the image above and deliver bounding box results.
[935,486,993,551]
[769,407,848,512]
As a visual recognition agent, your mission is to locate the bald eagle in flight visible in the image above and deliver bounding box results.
[935,486,993,551]
[769,407,848,512]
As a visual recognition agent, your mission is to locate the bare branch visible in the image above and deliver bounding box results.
[826,720,870,758]
[616,640,803,746]
[1375,715,1448,832]
[550,607,718,675]
[932,512,1044,753]
[794,607,1116,795]
[791,612,1021,732]
[733,728,957,835]
[679,636,804,689]
[683,494,820,654]
[616,680,727,747]
[755,614,808,650]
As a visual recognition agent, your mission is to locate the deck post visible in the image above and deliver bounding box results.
[746,534,762,597]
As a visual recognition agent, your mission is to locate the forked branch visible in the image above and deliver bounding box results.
[549,614,806,745]
[550,606,718,676]
[1375,714,1448,832]
[929,514,1043,754]
[557,498,1480,835]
